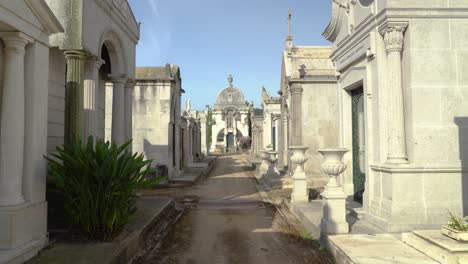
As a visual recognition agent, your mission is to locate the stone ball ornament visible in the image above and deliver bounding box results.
[358,0,374,7]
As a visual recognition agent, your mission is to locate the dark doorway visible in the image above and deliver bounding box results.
[226,132,235,151]
[352,87,365,203]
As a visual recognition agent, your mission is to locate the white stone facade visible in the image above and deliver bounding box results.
[132,65,183,179]
[261,87,281,151]
[210,76,250,153]
[324,0,468,232]
[46,0,139,150]
[0,1,139,263]
[279,46,339,186]
[0,1,63,263]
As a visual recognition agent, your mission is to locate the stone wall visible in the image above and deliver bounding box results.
[133,82,172,170]
[302,82,339,187]
[47,48,66,151]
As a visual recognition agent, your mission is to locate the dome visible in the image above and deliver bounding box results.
[214,87,247,108]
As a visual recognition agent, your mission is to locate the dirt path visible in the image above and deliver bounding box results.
[140,155,332,264]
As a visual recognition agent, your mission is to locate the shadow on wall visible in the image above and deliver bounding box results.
[142,139,171,169]
[454,117,468,216]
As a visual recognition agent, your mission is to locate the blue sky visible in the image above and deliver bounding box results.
[128,0,332,110]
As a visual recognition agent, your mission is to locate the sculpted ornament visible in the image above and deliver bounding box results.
[380,23,408,53]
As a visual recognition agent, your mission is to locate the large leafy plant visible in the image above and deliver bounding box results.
[46,137,159,241]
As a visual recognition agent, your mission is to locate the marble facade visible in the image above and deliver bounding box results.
[250,108,264,158]
[261,87,282,152]
[323,0,468,232]
[210,75,250,153]
[132,65,183,179]
[46,0,139,151]
[0,1,139,263]
[278,44,339,187]
[0,1,63,263]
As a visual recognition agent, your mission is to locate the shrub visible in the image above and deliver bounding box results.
[448,212,468,231]
[45,136,160,241]
[238,136,252,150]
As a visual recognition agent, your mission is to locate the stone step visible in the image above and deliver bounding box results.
[327,234,439,264]
[402,230,468,264]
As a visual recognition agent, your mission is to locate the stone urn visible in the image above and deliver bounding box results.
[289,146,309,203]
[318,148,349,235]
[257,149,269,179]
[267,151,278,164]
[266,151,279,177]
[318,148,348,194]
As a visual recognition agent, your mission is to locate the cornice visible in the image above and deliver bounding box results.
[26,0,64,34]
[95,0,140,43]
[331,7,468,66]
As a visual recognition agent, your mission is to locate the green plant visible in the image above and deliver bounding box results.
[448,212,468,231]
[266,144,273,150]
[46,136,161,241]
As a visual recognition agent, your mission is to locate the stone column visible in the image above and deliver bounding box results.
[109,75,127,146]
[0,32,32,206]
[64,50,87,146]
[380,22,409,164]
[289,83,303,146]
[82,57,104,142]
[125,79,134,148]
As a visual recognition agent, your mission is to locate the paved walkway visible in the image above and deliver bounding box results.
[139,154,332,264]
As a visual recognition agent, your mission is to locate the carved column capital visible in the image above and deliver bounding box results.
[85,56,105,70]
[125,79,135,89]
[0,32,33,54]
[108,74,127,84]
[289,83,303,95]
[379,21,408,53]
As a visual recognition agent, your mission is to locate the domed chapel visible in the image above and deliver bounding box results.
[210,75,250,153]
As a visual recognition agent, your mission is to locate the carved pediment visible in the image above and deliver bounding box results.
[323,0,374,43]
[322,0,347,42]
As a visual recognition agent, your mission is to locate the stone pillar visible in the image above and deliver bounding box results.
[289,83,303,146]
[380,22,409,164]
[82,57,105,142]
[290,146,309,203]
[64,50,87,146]
[109,75,127,146]
[125,79,134,149]
[0,33,32,206]
[318,149,349,236]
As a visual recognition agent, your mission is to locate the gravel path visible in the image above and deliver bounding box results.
[139,154,333,264]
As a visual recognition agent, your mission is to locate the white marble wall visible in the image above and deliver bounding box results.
[325,1,468,232]
[47,48,66,151]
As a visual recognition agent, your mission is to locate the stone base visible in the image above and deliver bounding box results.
[403,230,468,264]
[0,237,47,264]
[321,192,348,235]
[0,201,48,264]
[290,193,309,203]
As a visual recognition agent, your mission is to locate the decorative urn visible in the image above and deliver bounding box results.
[318,148,348,192]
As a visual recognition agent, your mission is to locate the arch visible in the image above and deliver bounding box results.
[98,30,127,75]
[216,129,225,142]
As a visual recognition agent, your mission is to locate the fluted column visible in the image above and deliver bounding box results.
[0,32,32,206]
[380,22,409,164]
[289,83,303,146]
[125,79,134,149]
[64,50,87,146]
[109,75,127,146]
[82,57,104,142]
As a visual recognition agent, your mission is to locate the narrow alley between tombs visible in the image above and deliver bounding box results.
[134,155,333,264]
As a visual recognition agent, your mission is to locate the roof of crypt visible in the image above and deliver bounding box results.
[214,74,248,110]
[135,64,180,81]
[282,46,336,79]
